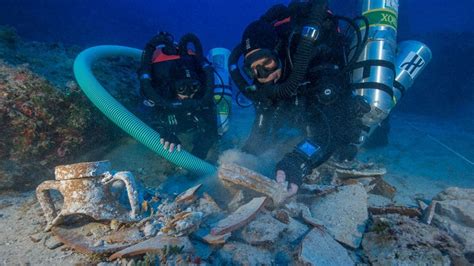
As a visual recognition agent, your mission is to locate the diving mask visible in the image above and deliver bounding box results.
[174,79,201,97]
[244,49,282,80]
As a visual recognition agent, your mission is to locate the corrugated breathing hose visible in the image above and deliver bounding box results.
[73,45,216,177]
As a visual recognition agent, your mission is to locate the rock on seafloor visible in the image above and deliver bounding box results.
[283,217,309,243]
[298,229,354,266]
[217,241,273,265]
[362,214,468,266]
[309,184,368,248]
[241,213,287,245]
[431,187,474,262]
[0,55,122,190]
[368,193,393,208]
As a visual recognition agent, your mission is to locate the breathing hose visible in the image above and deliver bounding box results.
[228,0,328,100]
[74,45,216,177]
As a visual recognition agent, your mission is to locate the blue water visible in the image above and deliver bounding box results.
[1,0,473,115]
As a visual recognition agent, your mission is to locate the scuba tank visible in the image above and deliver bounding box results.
[350,0,432,144]
[393,40,432,104]
[362,40,432,142]
[350,0,399,142]
[207,48,232,136]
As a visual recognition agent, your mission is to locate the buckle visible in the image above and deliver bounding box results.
[301,26,320,41]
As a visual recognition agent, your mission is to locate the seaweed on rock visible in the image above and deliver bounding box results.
[0,61,121,190]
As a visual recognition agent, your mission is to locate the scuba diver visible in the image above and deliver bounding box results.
[229,0,371,190]
[137,32,218,160]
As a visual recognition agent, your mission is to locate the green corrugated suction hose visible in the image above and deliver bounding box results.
[73,45,216,176]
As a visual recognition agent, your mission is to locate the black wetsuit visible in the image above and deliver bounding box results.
[138,34,218,160]
[241,4,366,182]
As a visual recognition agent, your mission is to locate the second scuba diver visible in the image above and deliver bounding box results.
[137,32,218,160]
[229,0,371,192]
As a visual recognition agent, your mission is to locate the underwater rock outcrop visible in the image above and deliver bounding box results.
[0,26,19,49]
[0,25,144,190]
[430,187,474,263]
[362,214,468,265]
[0,61,118,190]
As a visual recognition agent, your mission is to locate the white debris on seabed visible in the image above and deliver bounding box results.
[24,161,474,265]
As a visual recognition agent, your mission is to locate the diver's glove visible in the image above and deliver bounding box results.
[276,139,326,185]
[159,128,181,153]
[276,152,309,186]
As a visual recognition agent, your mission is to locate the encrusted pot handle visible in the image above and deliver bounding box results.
[107,171,141,219]
[36,180,62,230]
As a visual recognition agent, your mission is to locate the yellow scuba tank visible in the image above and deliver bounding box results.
[207,48,232,136]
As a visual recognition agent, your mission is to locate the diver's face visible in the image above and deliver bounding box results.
[246,49,282,84]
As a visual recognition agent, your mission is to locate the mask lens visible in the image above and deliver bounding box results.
[247,56,280,80]
[256,65,274,79]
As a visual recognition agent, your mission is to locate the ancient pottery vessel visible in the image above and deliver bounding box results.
[36,161,142,231]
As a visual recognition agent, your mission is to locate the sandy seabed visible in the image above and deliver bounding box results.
[1,110,473,264]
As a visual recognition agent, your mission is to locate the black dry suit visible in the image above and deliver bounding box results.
[229,0,370,184]
[138,32,218,159]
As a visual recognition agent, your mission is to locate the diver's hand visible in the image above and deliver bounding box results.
[275,170,299,197]
[159,130,182,153]
[276,151,309,186]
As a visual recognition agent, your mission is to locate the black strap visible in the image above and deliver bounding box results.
[351,82,394,98]
[393,80,406,98]
[349,60,396,79]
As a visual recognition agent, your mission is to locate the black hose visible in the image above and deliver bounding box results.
[326,15,368,74]
[264,0,329,99]
[331,15,361,66]
[140,34,175,76]
[228,0,328,101]
[260,4,290,23]
[350,16,369,66]
[178,33,204,59]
